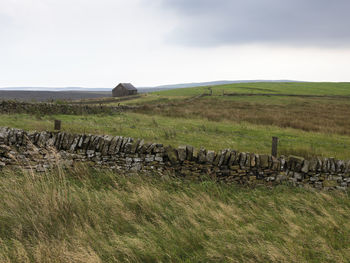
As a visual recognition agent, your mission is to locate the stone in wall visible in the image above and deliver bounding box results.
[0,126,349,190]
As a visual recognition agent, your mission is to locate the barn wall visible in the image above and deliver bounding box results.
[112,85,137,97]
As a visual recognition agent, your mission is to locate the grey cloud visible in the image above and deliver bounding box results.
[160,0,350,47]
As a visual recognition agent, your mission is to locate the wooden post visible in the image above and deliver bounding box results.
[272,137,278,157]
[54,120,61,131]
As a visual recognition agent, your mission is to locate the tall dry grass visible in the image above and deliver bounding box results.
[135,97,350,136]
[0,165,350,262]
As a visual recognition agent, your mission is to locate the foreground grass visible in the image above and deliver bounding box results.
[0,113,349,159]
[0,166,349,262]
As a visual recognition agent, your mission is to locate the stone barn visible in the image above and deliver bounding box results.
[112,83,138,97]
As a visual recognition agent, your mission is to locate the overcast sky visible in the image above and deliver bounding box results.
[1,0,350,88]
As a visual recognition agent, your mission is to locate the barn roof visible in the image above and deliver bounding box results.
[115,83,137,91]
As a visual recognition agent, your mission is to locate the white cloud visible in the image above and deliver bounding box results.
[0,0,350,87]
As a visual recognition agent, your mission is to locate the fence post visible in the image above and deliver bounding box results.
[54,120,61,131]
[272,137,278,157]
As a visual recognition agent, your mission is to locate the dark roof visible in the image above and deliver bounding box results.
[115,83,137,91]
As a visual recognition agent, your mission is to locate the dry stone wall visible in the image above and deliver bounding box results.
[0,101,134,115]
[0,127,349,190]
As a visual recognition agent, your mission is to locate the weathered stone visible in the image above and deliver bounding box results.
[322,158,329,172]
[294,172,303,181]
[154,145,165,153]
[147,143,157,154]
[82,135,92,150]
[186,145,194,161]
[135,139,144,153]
[218,150,226,166]
[336,160,345,173]
[177,146,187,162]
[244,153,251,168]
[250,153,256,167]
[345,160,350,174]
[86,150,95,158]
[323,180,338,187]
[125,157,133,166]
[77,135,84,149]
[309,158,318,172]
[309,177,318,182]
[87,135,97,150]
[316,158,323,172]
[206,150,215,164]
[213,151,221,166]
[130,162,142,171]
[192,148,198,160]
[223,150,231,165]
[276,173,287,182]
[239,152,247,168]
[271,156,280,170]
[228,151,237,166]
[260,155,269,168]
[165,146,178,164]
[120,137,129,151]
[155,156,163,162]
[124,142,133,153]
[289,155,304,171]
[115,137,124,153]
[301,160,309,173]
[69,135,80,153]
[129,139,140,154]
[329,158,336,173]
[198,148,207,163]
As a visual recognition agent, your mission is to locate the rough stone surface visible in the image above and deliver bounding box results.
[0,126,348,190]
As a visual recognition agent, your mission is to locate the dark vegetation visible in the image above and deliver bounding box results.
[0,90,110,102]
[0,100,129,115]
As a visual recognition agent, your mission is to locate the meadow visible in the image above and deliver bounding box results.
[1,82,350,262]
[0,166,349,263]
[0,112,349,159]
[0,82,349,159]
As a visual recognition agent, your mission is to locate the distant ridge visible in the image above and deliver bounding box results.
[139,80,304,92]
[0,87,111,92]
[1,80,304,92]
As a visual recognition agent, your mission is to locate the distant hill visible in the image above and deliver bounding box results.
[1,80,303,93]
[0,87,111,92]
[138,80,303,92]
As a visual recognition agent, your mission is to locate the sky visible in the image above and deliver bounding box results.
[1,0,350,88]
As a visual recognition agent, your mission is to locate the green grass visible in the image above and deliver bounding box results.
[0,166,349,262]
[0,113,349,159]
[151,82,350,97]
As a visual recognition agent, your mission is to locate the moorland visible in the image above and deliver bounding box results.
[0,82,350,262]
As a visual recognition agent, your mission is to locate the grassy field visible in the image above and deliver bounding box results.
[0,112,349,159]
[0,166,349,262]
[150,82,350,97]
[1,82,350,262]
[1,82,350,158]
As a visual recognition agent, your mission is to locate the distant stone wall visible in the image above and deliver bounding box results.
[0,127,349,190]
[0,101,135,115]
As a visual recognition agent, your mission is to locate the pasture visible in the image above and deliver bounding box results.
[1,82,350,262]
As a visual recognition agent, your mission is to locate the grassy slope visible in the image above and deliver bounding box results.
[0,82,349,158]
[0,166,349,262]
[151,82,350,96]
[0,113,349,159]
